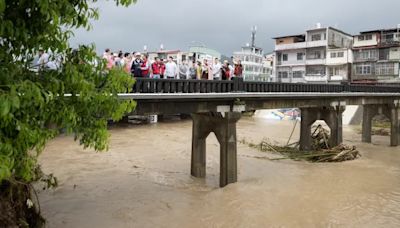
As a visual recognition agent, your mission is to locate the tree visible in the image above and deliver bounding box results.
[0,0,137,226]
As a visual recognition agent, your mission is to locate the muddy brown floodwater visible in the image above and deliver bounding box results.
[38,117,400,228]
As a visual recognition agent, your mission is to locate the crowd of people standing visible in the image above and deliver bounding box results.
[102,49,243,80]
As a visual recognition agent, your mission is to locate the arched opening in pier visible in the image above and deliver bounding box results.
[206,132,222,181]
[310,120,332,149]
[370,114,391,143]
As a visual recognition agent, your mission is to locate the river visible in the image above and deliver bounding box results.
[37,116,400,228]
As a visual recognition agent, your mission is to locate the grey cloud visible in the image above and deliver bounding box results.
[70,0,400,55]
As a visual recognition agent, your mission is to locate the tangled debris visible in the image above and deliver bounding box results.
[240,124,360,163]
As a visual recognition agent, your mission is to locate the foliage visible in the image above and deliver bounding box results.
[0,0,137,185]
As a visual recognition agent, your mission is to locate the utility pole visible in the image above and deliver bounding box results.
[251,26,257,48]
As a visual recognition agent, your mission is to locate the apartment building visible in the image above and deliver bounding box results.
[273,26,353,83]
[352,28,400,83]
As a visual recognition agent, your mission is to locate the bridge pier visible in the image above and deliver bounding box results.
[300,105,345,151]
[191,112,241,187]
[362,104,400,146]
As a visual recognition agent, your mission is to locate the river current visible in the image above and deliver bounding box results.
[38,117,400,228]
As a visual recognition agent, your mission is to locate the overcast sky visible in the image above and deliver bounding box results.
[70,0,400,56]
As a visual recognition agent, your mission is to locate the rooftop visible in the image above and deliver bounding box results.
[307,27,353,37]
[359,28,400,35]
[147,50,181,54]
[272,34,305,40]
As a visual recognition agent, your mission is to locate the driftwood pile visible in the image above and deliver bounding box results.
[240,124,360,163]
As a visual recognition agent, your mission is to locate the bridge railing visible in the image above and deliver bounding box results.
[132,78,400,93]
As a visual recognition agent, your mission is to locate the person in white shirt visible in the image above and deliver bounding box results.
[228,61,235,79]
[212,58,222,80]
[179,60,189,79]
[164,56,178,79]
[37,49,57,70]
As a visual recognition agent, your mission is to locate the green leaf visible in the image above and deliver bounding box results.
[0,0,5,14]
[0,98,10,117]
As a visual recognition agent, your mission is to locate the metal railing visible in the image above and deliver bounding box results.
[132,78,400,94]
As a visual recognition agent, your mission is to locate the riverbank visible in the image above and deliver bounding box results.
[38,118,400,227]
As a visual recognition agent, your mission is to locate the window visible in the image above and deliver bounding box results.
[355,64,372,75]
[337,52,344,58]
[306,66,326,75]
[297,53,304,60]
[354,49,378,61]
[379,48,390,60]
[329,67,342,76]
[358,34,373,41]
[311,34,321,41]
[282,54,288,61]
[376,63,395,75]
[330,52,337,58]
[278,71,288,79]
[307,50,324,59]
[293,71,303,78]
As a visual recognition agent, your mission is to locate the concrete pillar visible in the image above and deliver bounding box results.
[390,107,399,147]
[190,112,241,187]
[300,108,316,151]
[362,105,377,143]
[191,114,211,178]
[214,112,241,187]
[323,106,345,147]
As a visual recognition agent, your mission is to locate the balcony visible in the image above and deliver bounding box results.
[306,58,326,65]
[304,75,328,82]
[275,42,307,51]
[380,37,400,47]
[307,40,328,48]
[353,57,378,63]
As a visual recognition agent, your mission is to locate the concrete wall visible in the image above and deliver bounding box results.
[326,49,353,65]
[277,49,306,66]
[276,37,297,45]
[328,29,353,48]
[390,47,400,60]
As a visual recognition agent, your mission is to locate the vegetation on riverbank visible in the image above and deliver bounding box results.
[0,0,137,226]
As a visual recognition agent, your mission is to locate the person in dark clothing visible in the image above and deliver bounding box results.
[221,60,231,80]
[131,52,143,77]
[159,59,166,79]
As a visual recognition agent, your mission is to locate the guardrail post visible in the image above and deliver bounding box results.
[232,77,244,92]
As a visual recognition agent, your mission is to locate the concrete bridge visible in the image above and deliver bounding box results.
[120,78,400,187]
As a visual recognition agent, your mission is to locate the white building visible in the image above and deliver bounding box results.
[261,53,274,82]
[233,26,267,81]
[233,46,265,81]
[273,26,353,83]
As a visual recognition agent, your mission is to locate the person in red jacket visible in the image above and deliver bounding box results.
[234,60,243,78]
[141,55,150,77]
[151,57,161,79]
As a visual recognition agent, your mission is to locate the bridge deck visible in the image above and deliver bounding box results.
[120,92,400,100]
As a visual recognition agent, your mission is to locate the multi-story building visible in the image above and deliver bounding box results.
[352,28,400,83]
[273,26,353,83]
[261,53,274,82]
[147,46,221,66]
[233,26,266,81]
